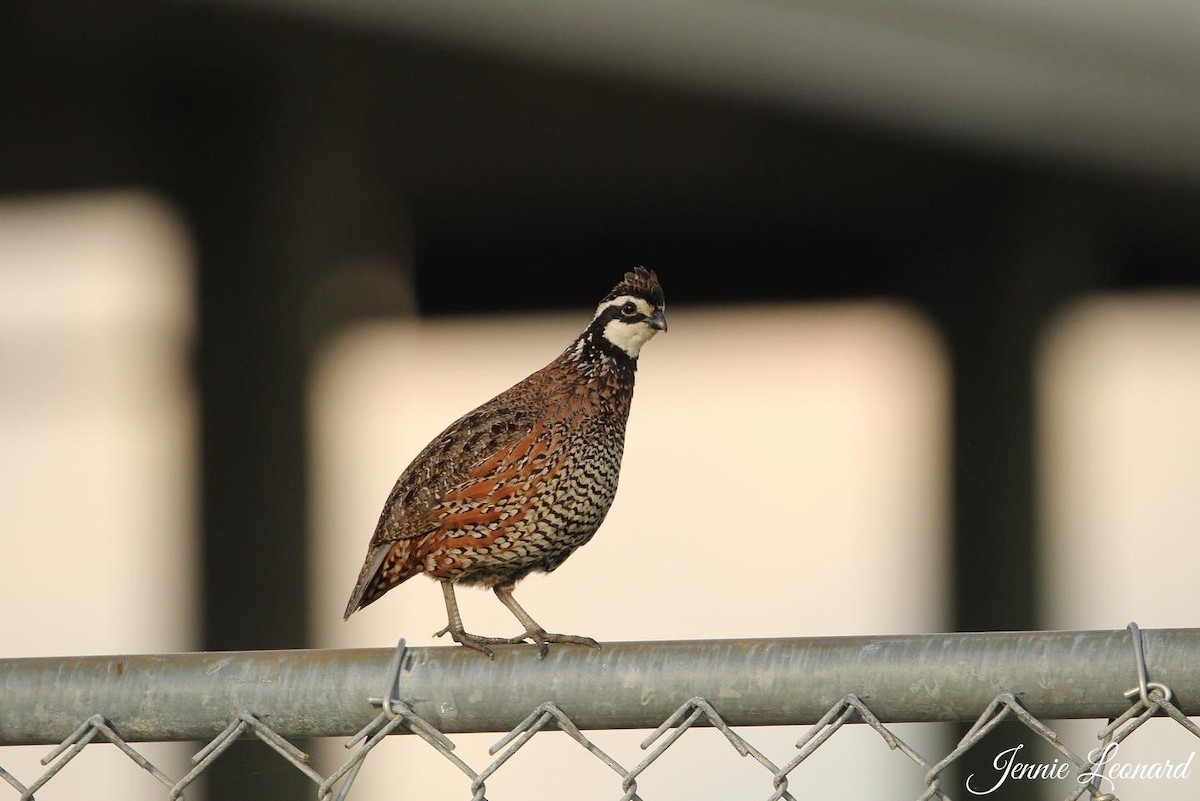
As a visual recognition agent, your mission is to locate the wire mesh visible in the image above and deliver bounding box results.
[1,625,1197,800]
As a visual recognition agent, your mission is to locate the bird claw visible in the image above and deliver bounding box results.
[432,626,515,659]
[519,628,601,659]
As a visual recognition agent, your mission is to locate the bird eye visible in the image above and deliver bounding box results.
[620,302,638,317]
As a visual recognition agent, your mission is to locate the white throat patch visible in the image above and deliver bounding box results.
[602,317,661,357]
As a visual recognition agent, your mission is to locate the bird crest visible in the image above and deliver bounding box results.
[605,266,664,308]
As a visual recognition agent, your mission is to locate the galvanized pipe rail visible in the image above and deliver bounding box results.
[1,629,1196,746]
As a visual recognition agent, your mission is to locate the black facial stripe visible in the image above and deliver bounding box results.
[597,305,649,325]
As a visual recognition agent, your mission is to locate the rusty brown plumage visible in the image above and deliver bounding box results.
[344,267,666,656]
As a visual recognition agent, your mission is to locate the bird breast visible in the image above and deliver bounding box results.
[417,386,632,585]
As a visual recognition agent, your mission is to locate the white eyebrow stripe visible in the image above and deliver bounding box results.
[594,295,655,319]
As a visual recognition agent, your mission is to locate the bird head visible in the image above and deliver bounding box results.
[591,267,667,359]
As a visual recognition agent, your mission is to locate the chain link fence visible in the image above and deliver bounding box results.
[2,625,1198,800]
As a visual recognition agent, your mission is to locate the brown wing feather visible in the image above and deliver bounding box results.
[423,420,557,538]
[343,394,544,618]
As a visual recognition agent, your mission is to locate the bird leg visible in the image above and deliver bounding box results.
[493,583,601,659]
[433,581,514,658]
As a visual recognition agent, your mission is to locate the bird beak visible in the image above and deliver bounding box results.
[648,309,668,332]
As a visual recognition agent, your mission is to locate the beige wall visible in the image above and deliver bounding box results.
[0,192,197,800]
[1039,295,1200,801]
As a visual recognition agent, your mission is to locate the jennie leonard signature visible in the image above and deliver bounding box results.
[966,742,1195,795]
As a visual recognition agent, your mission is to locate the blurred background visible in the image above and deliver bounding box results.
[2,1,1199,800]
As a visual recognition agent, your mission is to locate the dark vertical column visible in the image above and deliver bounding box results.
[186,103,317,801]
[945,190,1103,632]
[923,187,1105,801]
[183,45,412,801]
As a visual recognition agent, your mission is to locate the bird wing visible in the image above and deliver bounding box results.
[371,401,543,544]
[343,398,543,617]
[427,416,559,536]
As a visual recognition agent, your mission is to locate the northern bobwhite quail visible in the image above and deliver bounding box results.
[344,267,667,657]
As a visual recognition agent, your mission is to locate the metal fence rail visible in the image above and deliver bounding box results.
[1,626,1198,800]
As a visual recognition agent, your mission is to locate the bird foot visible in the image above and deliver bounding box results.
[433,625,601,659]
[432,626,516,659]
[517,628,601,659]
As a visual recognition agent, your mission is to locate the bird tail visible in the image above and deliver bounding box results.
[343,540,420,620]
